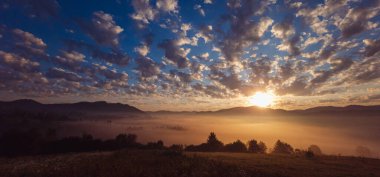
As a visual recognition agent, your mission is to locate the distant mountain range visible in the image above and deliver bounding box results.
[152,105,380,116]
[1,99,380,117]
[0,99,144,114]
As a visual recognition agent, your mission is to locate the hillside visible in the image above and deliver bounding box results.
[1,150,379,177]
[0,99,144,114]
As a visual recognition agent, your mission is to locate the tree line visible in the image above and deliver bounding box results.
[0,129,323,157]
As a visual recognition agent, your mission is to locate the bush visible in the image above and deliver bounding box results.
[272,140,294,154]
[308,145,322,155]
[305,150,315,158]
[169,144,184,151]
[356,146,372,158]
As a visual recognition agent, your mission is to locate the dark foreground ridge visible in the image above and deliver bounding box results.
[0,132,380,177]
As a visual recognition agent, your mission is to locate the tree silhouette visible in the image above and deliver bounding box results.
[205,132,224,151]
[247,139,259,153]
[258,141,267,153]
[224,140,247,152]
[248,139,267,153]
[272,140,294,154]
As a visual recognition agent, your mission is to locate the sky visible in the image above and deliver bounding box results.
[0,0,379,111]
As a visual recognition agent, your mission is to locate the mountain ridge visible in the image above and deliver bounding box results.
[0,99,144,114]
[1,99,380,116]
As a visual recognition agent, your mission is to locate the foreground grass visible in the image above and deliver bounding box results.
[1,150,380,177]
[187,152,380,177]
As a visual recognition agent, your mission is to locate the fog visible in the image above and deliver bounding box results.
[59,113,380,157]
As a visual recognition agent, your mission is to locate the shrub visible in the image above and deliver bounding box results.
[308,145,322,155]
[356,146,372,158]
[305,150,315,159]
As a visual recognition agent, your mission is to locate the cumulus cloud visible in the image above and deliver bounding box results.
[311,58,353,85]
[219,14,273,61]
[131,0,158,28]
[55,50,85,69]
[81,11,123,46]
[135,44,150,56]
[158,39,190,68]
[156,0,178,13]
[8,28,48,58]
[339,3,380,38]
[135,56,161,79]
[196,25,213,43]
[344,54,380,83]
[64,39,130,66]
[271,19,295,39]
[363,39,380,57]
[0,50,40,73]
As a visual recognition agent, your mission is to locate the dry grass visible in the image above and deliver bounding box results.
[1,150,380,177]
[187,152,380,177]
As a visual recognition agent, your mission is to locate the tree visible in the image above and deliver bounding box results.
[224,140,247,152]
[258,141,267,153]
[205,132,224,151]
[115,133,137,148]
[272,140,294,154]
[308,145,322,155]
[247,139,267,153]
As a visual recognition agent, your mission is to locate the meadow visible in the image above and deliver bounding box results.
[1,150,380,177]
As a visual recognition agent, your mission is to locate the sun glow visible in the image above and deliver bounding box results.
[249,91,275,107]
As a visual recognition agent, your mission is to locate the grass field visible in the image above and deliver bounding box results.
[1,150,380,177]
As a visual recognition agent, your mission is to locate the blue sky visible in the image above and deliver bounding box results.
[0,0,380,111]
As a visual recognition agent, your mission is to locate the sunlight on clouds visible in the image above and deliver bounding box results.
[249,91,275,108]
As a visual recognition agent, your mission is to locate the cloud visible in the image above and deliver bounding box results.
[339,3,380,38]
[64,39,130,66]
[219,15,273,61]
[271,17,301,56]
[9,28,48,58]
[344,54,380,83]
[11,0,60,18]
[271,18,295,39]
[196,25,213,43]
[204,0,212,4]
[55,50,85,69]
[135,44,150,56]
[135,56,161,79]
[156,0,178,13]
[311,58,353,85]
[194,4,205,16]
[158,39,190,68]
[0,50,40,73]
[81,11,123,46]
[363,39,380,57]
[131,0,158,28]
[276,75,312,96]
[46,67,82,82]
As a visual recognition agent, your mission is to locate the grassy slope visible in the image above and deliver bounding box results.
[0,150,380,177]
[188,152,380,177]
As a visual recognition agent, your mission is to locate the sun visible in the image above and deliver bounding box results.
[249,91,275,108]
